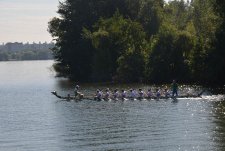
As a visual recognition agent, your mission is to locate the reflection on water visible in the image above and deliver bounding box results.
[0,60,225,151]
[211,101,225,151]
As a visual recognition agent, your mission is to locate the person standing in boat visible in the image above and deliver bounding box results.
[74,85,84,99]
[74,85,79,97]
[171,80,178,97]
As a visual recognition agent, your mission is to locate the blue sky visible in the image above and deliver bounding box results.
[0,0,172,44]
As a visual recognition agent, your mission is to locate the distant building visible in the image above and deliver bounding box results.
[5,42,23,52]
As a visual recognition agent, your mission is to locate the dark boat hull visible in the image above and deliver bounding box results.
[51,91,203,101]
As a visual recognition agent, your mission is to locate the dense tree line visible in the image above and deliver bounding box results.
[48,0,225,86]
[0,49,52,61]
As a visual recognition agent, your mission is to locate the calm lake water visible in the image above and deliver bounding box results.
[0,60,225,151]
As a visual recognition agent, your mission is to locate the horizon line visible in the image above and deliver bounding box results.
[0,41,55,45]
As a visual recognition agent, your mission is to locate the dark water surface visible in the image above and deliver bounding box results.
[0,60,225,151]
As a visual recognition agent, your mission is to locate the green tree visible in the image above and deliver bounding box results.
[206,0,225,85]
[84,13,147,82]
[48,0,130,81]
[48,0,225,85]
[0,51,8,61]
[164,0,192,30]
[137,0,164,37]
[146,24,193,83]
[20,51,36,60]
[190,0,221,84]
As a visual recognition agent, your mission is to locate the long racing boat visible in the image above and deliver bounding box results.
[51,90,205,101]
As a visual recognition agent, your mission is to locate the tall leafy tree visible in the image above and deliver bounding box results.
[137,0,164,37]
[146,24,193,83]
[48,0,225,85]
[164,0,192,30]
[190,0,221,84]
[207,0,225,85]
[84,12,147,82]
[48,0,129,81]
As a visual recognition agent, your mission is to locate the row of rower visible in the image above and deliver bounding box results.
[95,88,175,100]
